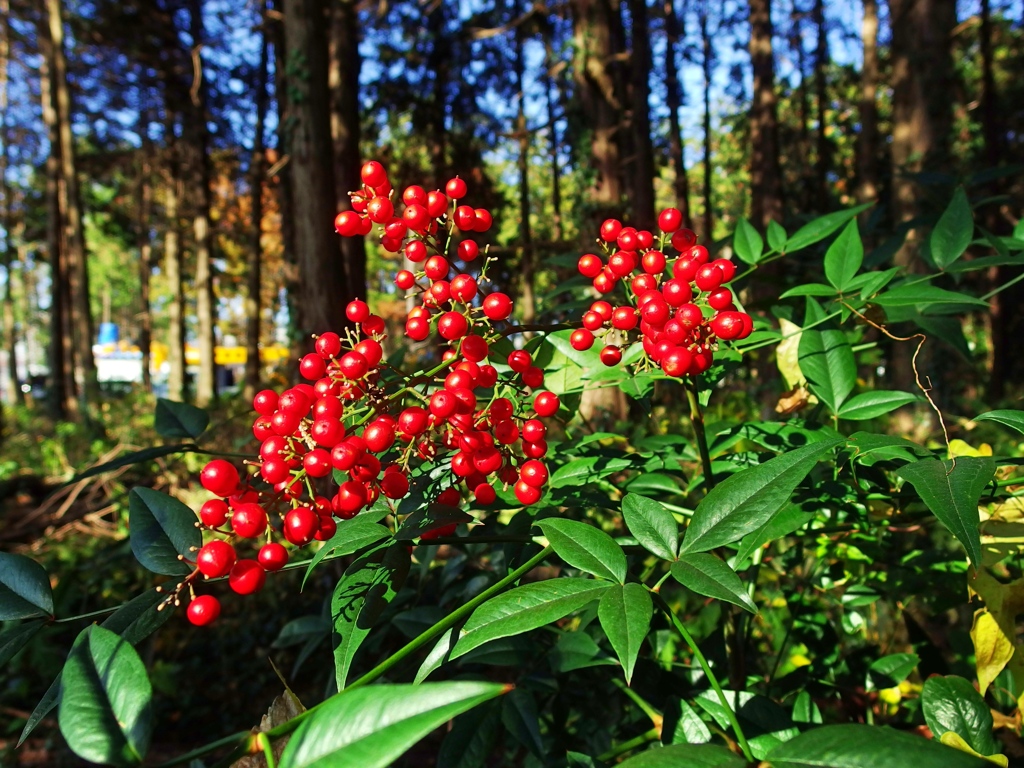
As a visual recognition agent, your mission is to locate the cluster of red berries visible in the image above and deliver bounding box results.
[571,210,753,377]
[183,161,560,627]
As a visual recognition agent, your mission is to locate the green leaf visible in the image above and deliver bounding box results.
[303,519,392,589]
[785,203,872,253]
[502,688,545,758]
[734,506,814,564]
[415,579,610,682]
[897,457,994,567]
[549,456,633,488]
[766,724,993,767]
[767,220,787,253]
[598,583,653,683]
[837,390,920,420]
[396,505,473,540]
[733,217,764,264]
[437,700,502,768]
[931,187,974,269]
[681,439,843,553]
[616,743,747,767]
[128,488,202,576]
[58,625,152,767]
[872,284,987,309]
[0,553,54,620]
[662,697,712,745]
[671,554,757,613]
[975,410,1024,436]
[798,328,856,414]
[278,682,508,768]
[622,493,679,561]
[779,283,838,298]
[922,676,1000,758]
[824,220,864,291]
[332,543,410,689]
[154,398,209,439]
[0,621,45,666]
[71,444,198,482]
[537,519,627,583]
[866,653,919,690]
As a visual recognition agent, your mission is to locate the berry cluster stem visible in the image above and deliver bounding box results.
[685,378,715,490]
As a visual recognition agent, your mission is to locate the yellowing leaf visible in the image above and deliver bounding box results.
[949,439,993,459]
[938,731,1008,766]
[971,608,1014,696]
[776,318,805,391]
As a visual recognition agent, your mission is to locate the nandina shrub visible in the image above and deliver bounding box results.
[3,168,1024,768]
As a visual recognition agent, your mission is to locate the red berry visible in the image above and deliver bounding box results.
[425,255,449,281]
[354,339,384,369]
[396,270,416,290]
[612,306,638,331]
[461,334,489,362]
[339,351,369,380]
[253,389,278,416]
[578,254,603,278]
[642,250,666,275]
[458,239,479,261]
[228,559,266,595]
[671,228,697,251]
[303,448,333,478]
[474,483,497,505]
[600,346,622,366]
[570,329,594,351]
[582,311,604,331]
[197,540,237,578]
[658,208,683,232]
[453,205,476,230]
[533,391,560,417]
[483,293,513,321]
[446,177,468,198]
[473,208,492,232]
[200,499,230,528]
[522,419,546,443]
[300,353,327,380]
[333,481,368,518]
[708,288,733,310]
[361,160,387,187]
[514,479,542,505]
[334,210,361,237]
[284,506,320,546]
[363,420,397,453]
[600,218,622,242]
[399,407,429,436]
[522,367,544,389]
[438,311,469,340]
[405,240,427,263]
[695,264,724,292]
[231,503,268,538]
[450,274,478,303]
[187,595,221,626]
[381,471,410,499]
[508,350,532,373]
[258,542,289,571]
[366,196,394,224]
[346,299,370,323]
[200,460,240,498]
[520,459,549,488]
[427,190,448,218]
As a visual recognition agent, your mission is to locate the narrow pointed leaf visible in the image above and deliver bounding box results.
[278,682,508,768]
[974,410,1024,436]
[437,700,502,768]
[824,219,864,291]
[681,438,843,553]
[616,743,747,767]
[922,675,1000,758]
[598,583,653,683]
[662,697,712,745]
[128,487,202,576]
[303,519,392,588]
[0,621,45,666]
[672,554,757,613]
[798,328,855,414]
[767,220,787,252]
[838,390,919,420]
[537,518,627,583]
[0,552,54,619]
[733,217,764,264]
[154,398,209,438]
[622,493,679,561]
[872,284,987,309]
[785,203,872,252]
[897,457,993,566]
[931,186,974,269]
[58,625,153,767]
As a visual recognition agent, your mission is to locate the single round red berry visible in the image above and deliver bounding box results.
[284,506,320,546]
[514,479,542,505]
[658,208,683,232]
[200,460,240,498]
[200,499,230,528]
[197,540,237,578]
[258,542,289,571]
[570,329,594,351]
[187,595,221,626]
[600,346,623,366]
[361,160,387,187]
[600,218,622,242]
[533,391,560,417]
[483,293,513,321]
[446,176,468,198]
[231,503,268,538]
[520,460,549,488]
[253,389,278,416]
[346,299,371,323]
[228,559,266,595]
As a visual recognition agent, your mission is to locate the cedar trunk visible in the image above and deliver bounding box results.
[663,0,692,228]
[627,0,656,230]
[748,0,783,229]
[855,0,879,207]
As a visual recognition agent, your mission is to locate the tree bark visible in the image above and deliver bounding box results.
[245,0,270,401]
[541,27,564,240]
[748,0,784,229]
[663,0,692,229]
[0,0,22,411]
[329,0,366,306]
[855,0,879,207]
[700,5,713,240]
[164,131,187,403]
[812,0,829,207]
[514,10,536,324]
[627,0,656,230]
[136,111,153,393]
[190,0,216,407]
[283,0,348,341]
[426,1,449,186]
[46,0,97,411]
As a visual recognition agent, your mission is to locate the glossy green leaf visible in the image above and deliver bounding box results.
[154,398,209,439]
[974,410,1024,436]
[734,217,764,264]
[662,697,712,745]
[824,220,864,291]
[128,487,202,576]
[922,676,1000,758]
[734,506,814,564]
[537,518,627,583]
[549,456,633,488]
[0,621,45,666]
[681,438,843,553]
[671,554,757,613]
[798,328,856,414]
[415,579,610,682]
[866,653,919,690]
[897,457,994,567]
[437,700,502,768]
[872,284,987,309]
[785,203,872,253]
[59,625,152,767]
[837,390,919,420]
[72,444,198,482]
[396,505,473,540]
[502,688,544,757]
[0,552,54,620]
[598,583,653,683]
[616,743,747,767]
[779,283,838,298]
[696,691,799,759]
[278,682,507,768]
[332,543,409,689]
[622,493,679,560]
[303,519,392,588]
[767,220,788,252]
[931,187,974,269]
[766,724,992,767]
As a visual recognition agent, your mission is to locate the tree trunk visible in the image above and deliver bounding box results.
[47,0,97,412]
[136,112,153,393]
[190,0,216,407]
[283,0,347,340]
[329,0,366,306]
[38,14,74,419]
[542,32,564,240]
[0,0,21,411]
[790,5,811,212]
[700,6,713,240]
[164,134,187,403]
[748,0,784,229]
[514,11,535,324]
[627,0,656,230]
[812,0,829,207]
[245,0,270,401]
[426,1,449,186]
[663,0,692,229]
[855,0,879,207]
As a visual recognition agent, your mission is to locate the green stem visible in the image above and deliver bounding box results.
[657,596,754,763]
[154,729,252,768]
[982,269,1024,301]
[685,379,715,490]
[612,678,662,726]
[257,733,276,768]
[52,605,121,624]
[596,728,660,762]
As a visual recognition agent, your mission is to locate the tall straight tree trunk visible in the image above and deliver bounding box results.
[164,133,187,403]
[329,0,366,305]
[270,0,298,334]
[426,1,449,186]
[856,0,879,207]
[283,0,347,339]
[663,0,692,229]
[190,0,216,406]
[748,0,783,229]
[627,0,656,230]
[0,0,21,410]
[812,0,829,207]
[39,16,73,418]
[46,0,97,412]
[514,12,535,324]
[790,6,811,212]
[542,58,564,240]
[136,111,153,392]
[245,0,270,401]
[700,5,713,240]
